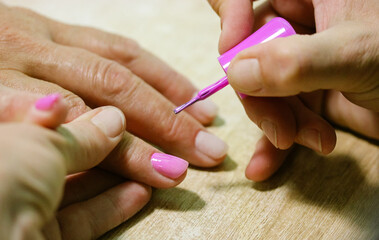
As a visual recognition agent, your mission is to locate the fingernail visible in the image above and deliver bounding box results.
[35,93,60,110]
[261,120,278,148]
[195,131,228,159]
[228,58,262,93]
[91,107,126,138]
[151,153,189,179]
[191,93,218,119]
[300,129,322,153]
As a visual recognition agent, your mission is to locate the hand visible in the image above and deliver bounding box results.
[0,93,157,239]
[0,3,229,184]
[208,0,379,181]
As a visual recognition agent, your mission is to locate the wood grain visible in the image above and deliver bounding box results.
[5,0,378,239]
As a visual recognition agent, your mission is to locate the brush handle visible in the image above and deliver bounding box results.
[197,76,229,100]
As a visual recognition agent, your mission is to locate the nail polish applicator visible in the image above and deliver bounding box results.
[174,17,296,114]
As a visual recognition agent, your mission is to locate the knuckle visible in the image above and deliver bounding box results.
[161,114,187,144]
[262,40,303,91]
[60,92,87,120]
[94,60,142,101]
[0,12,51,56]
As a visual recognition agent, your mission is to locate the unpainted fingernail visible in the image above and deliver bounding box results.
[188,92,218,119]
[91,107,126,138]
[35,93,61,111]
[300,129,322,153]
[151,153,189,179]
[228,58,262,93]
[195,131,228,160]
[261,120,278,148]
[192,97,218,119]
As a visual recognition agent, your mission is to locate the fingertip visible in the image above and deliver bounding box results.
[151,153,189,180]
[34,93,61,111]
[90,106,126,139]
[28,93,68,128]
[245,136,291,182]
[245,156,271,182]
[186,97,219,125]
[217,0,254,54]
[295,120,337,155]
[228,58,263,95]
[127,182,152,205]
[241,97,297,150]
[194,130,229,166]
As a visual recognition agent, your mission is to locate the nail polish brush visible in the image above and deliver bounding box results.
[174,17,296,114]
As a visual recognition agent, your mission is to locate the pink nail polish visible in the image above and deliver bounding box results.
[35,94,61,110]
[151,153,189,179]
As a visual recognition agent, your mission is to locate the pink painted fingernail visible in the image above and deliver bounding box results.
[35,94,61,110]
[151,153,189,179]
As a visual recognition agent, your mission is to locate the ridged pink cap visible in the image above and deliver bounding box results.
[217,17,296,73]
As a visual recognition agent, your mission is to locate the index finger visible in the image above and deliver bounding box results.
[208,0,254,53]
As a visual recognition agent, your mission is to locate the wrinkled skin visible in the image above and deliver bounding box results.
[0,3,228,187]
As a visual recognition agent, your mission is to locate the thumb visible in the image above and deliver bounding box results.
[58,106,126,174]
[227,24,379,111]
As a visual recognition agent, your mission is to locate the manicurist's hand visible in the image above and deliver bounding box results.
[0,97,154,239]
[208,0,379,181]
[0,3,229,179]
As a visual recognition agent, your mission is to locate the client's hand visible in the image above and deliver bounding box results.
[0,3,228,178]
[0,94,157,239]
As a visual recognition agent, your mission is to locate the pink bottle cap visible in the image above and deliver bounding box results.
[174,17,296,114]
[218,17,296,73]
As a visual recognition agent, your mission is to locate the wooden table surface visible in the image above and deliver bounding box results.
[6,0,379,239]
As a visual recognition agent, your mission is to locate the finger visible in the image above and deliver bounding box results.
[0,70,89,122]
[241,95,297,149]
[207,0,254,54]
[44,182,151,240]
[245,135,293,181]
[60,169,124,208]
[27,93,67,128]
[0,84,67,128]
[241,95,336,154]
[100,133,189,189]
[49,23,218,125]
[227,24,379,111]
[24,43,228,167]
[325,90,379,140]
[62,106,189,188]
[288,97,336,154]
[58,106,126,173]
